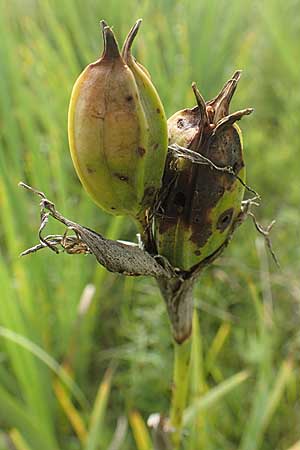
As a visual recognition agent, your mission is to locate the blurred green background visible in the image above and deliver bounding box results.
[0,0,299,449]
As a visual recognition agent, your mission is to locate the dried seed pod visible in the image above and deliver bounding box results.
[68,21,167,229]
[167,70,242,151]
[155,72,253,271]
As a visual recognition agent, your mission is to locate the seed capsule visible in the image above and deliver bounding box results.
[155,72,253,271]
[68,22,167,229]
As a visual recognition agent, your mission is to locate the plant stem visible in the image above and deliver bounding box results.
[170,337,192,448]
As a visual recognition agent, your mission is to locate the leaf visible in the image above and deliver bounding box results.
[239,358,294,450]
[183,369,250,426]
[0,327,88,410]
[129,410,152,450]
[0,386,56,450]
[85,366,114,450]
[9,429,32,450]
[53,380,87,444]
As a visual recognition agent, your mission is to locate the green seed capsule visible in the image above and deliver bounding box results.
[155,72,253,271]
[68,21,167,229]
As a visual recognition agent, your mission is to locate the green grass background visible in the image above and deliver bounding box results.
[0,0,299,449]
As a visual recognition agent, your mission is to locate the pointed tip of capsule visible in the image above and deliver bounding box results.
[212,107,254,136]
[191,82,209,123]
[100,19,108,28]
[122,19,143,61]
[231,69,242,82]
[208,70,244,123]
[100,21,121,60]
[191,82,206,109]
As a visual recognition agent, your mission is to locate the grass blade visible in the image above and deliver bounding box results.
[85,366,114,450]
[8,429,32,450]
[53,380,87,444]
[183,370,250,426]
[129,410,152,450]
[239,358,294,450]
[0,327,88,410]
[0,385,57,450]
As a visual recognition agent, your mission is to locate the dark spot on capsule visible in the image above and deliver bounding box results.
[208,127,242,170]
[156,108,161,113]
[173,191,186,214]
[193,214,201,224]
[111,206,116,210]
[126,95,133,101]
[153,143,159,150]
[158,149,226,244]
[190,220,213,248]
[223,179,234,192]
[86,166,95,174]
[114,173,129,182]
[232,162,240,173]
[194,250,201,256]
[137,147,146,157]
[217,208,234,232]
[177,118,185,128]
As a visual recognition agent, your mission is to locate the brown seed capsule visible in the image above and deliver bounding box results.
[155,71,253,270]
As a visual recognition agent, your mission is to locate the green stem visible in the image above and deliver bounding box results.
[170,337,192,449]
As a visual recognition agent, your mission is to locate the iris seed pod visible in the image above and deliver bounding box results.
[155,72,253,271]
[68,21,167,229]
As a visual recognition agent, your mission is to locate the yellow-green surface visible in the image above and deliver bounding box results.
[0,0,299,449]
